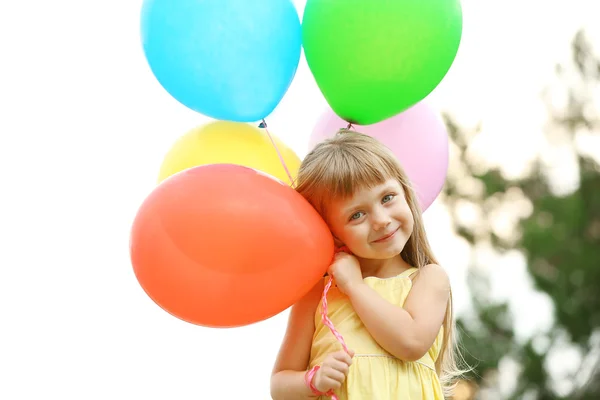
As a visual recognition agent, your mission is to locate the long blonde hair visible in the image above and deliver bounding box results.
[295,130,466,396]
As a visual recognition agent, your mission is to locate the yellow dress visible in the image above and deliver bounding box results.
[308,267,445,399]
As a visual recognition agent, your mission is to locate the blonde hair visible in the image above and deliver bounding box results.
[295,130,466,396]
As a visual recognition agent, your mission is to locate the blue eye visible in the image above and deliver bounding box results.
[350,211,364,221]
[382,194,395,203]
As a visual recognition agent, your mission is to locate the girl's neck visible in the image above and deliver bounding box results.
[357,253,413,279]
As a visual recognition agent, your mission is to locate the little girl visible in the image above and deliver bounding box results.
[270,131,464,399]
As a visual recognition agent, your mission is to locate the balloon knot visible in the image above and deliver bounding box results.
[258,120,267,129]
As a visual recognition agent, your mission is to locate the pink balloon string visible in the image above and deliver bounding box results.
[260,119,296,187]
[305,276,347,400]
[316,247,352,399]
[322,275,349,354]
[262,120,349,399]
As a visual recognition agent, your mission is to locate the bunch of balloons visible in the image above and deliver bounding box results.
[130,0,463,328]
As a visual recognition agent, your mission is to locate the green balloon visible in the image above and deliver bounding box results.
[302,0,463,125]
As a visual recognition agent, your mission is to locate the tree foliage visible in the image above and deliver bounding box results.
[445,30,600,399]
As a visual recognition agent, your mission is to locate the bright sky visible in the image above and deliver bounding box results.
[0,0,596,398]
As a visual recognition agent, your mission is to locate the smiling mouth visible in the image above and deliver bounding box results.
[372,227,399,243]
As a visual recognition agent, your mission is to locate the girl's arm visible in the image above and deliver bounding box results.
[346,263,450,361]
[270,280,323,400]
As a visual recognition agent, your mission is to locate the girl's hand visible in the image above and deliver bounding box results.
[329,252,363,295]
[313,349,355,393]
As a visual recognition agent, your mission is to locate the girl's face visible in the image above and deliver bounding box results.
[325,179,414,260]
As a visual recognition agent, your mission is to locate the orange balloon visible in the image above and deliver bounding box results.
[130,164,334,327]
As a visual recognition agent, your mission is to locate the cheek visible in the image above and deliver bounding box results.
[399,204,413,223]
[341,226,368,245]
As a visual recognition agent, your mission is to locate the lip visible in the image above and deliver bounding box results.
[372,227,399,243]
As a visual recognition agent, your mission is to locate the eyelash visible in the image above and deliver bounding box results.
[349,193,397,221]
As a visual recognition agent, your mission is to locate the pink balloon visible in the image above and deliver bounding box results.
[309,102,448,212]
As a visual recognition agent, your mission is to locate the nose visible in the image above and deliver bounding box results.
[371,208,391,231]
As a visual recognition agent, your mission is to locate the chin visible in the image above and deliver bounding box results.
[371,241,407,259]
[357,247,402,260]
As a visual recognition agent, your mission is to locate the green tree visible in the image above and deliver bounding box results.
[444,30,600,399]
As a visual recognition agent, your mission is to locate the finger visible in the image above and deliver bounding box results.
[329,359,350,376]
[322,369,346,385]
[334,251,348,259]
[327,266,339,279]
[333,350,354,366]
[322,377,343,390]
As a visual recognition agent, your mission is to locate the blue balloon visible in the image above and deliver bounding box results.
[141,0,301,122]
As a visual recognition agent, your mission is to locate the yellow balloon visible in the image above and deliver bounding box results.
[158,121,301,186]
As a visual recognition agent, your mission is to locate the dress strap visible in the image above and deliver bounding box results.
[398,267,419,279]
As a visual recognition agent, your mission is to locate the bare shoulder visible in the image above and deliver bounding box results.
[415,263,449,282]
[409,264,451,296]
